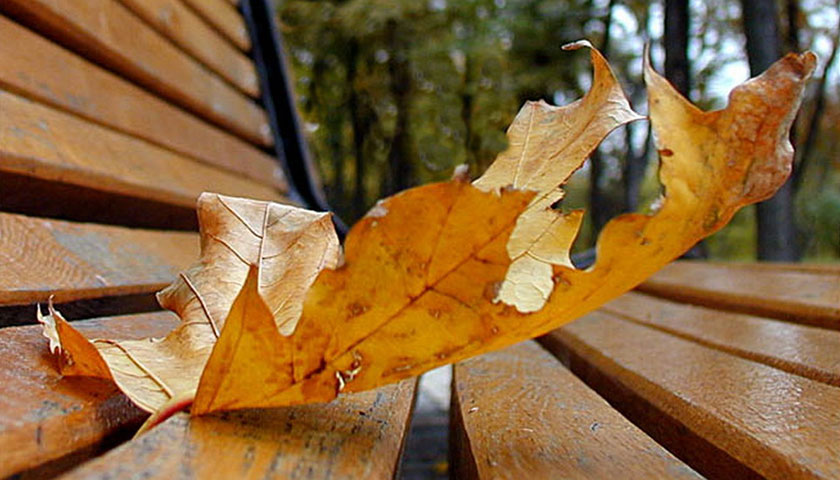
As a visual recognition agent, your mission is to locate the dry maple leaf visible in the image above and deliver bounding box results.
[40,43,816,421]
[39,194,339,413]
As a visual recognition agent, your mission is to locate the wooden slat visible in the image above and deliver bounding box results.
[118,0,259,97]
[0,212,197,308]
[639,261,840,330]
[0,312,178,479]
[0,16,286,191]
[0,0,271,147]
[604,292,840,386]
[451,341,701,480]
[542,312,840,480]
[704,261,840,274]
[181,0,251,52]
[61,380,417,479]
[0,89,286,211]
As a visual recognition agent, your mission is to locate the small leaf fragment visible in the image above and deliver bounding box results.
[475,41,643,312]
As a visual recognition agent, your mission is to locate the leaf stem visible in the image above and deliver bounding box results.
[133,392,195,438]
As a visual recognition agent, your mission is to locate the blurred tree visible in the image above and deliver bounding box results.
[277,0,839,261]
[741,0,799,261]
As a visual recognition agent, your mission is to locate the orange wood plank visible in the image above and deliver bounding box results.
[451,341,701,479]
[60,380,417,479]
[181,0,251,52]
[0,0,271,146]
[604,292,840,386]
[0,89,286,209]
[639,261,840,330]
[0,16,286,191]
[118,0,259,97]
[0,213,197,307]
[705,261,840,274]
[0,312,177,478]
[543,312,840,480]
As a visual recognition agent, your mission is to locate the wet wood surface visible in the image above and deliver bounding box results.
[0,89,286,210]
[62,380,418,480]
[451,340,701,480]
[181,0,251,52]
[603,292,840,386]
[0,212,197,308]
[119,0,259,97]
[0,0,270,146]
[543,311,840,480]
[0,16,285,190]
[639,261,840,329]
[0,313,178,478]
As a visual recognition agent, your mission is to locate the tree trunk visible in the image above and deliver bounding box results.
[664,0,690,96]
[741,0,799,261]
[385,20,413,196]
[346,40,370,219]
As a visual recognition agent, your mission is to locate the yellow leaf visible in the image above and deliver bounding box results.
[40,45,816,418]
[39,195,339,413]
[474,41,643,312]
[195,48,814,411]
[193,266,295,414]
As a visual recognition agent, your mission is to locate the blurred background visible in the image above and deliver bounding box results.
[276,0,839,262]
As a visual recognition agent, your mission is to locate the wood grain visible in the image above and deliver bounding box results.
[0,16,285,191]
[450,341,701,480]
[61,380,417,479]
[0,212,198,307]
[0,89,286,210]
[0,0,271,146]
[0,312,178,479]
[639,261,840,329]
[118,0,259,97]
[181,0,251,51]
[603,292,840,386]
[543,312,840,480]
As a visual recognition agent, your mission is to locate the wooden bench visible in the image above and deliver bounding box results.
[452,261,840,479]
[1,2,838,479]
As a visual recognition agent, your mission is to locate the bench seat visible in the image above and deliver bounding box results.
[452,262,840,480]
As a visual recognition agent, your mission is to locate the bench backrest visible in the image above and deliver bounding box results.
[0,0,309,324]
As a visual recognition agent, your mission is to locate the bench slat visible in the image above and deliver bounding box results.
[181,0,251,52]
[0,1,270,147]
[0,89,286,213]
[118,0,259,97]
[0,213,197,308]
[604,292,840,386]
[61,380,417,479]
[0,16,285,191]
[451,341,701,480]
[542,312,840,480]
[639,261,840,330]
[0,312,177,479]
